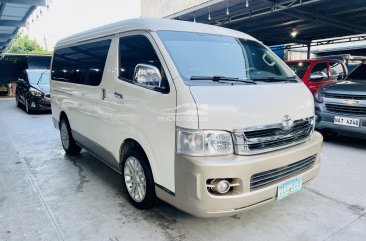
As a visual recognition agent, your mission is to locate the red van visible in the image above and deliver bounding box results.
[286,59,348,94]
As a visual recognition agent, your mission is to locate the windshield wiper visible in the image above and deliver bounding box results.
[250,76,298,83]
[37,71,47,85]
[190,75,257,84]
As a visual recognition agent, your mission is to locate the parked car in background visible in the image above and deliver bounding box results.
[16,69,51,114]
[286,59,348,94]
[0,83,9,96]
[314,63,366,139]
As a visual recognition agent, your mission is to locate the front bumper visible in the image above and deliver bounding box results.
[28,96,51,111]
[170,132,323,217]
[315,105,366,139]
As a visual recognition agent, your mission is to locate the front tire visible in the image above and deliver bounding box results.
[60,118,82,155]
[16,95,20,107]
[25,98,32,114]
[122,149,156,209]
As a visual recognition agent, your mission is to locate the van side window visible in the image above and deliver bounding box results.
[119,35,169,93]
[52,39,111,86]
[310,63,328,81]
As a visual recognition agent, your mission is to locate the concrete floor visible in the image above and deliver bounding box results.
[0,98,365,241]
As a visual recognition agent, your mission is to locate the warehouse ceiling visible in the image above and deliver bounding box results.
[0,0,45,54]
[167,0,366,46]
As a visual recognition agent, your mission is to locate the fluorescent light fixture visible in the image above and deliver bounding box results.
[291,29,298,38]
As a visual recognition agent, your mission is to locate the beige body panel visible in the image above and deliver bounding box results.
[156,132,323,218]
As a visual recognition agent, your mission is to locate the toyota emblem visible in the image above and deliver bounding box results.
[281,115,294,130]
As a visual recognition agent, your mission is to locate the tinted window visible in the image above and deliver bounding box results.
[157,31,296,84]
[310,63,328,81]
[347,64,366,81]
[119,35,169,91]
[52,39,111,86]
[286,62,310,79]
[330,62,345,80]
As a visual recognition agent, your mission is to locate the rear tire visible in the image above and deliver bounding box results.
[60,118,82,155]
[122,149,156,209]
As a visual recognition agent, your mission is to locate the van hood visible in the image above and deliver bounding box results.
[189,83,314,131]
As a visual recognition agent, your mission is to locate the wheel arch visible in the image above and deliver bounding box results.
[119,138,157,181]
[59,111,68,128]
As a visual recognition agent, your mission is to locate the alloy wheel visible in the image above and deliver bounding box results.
[124,157,147,202]
[60,122,70,150]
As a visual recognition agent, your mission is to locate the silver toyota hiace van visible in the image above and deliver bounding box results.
[51,18,323,217]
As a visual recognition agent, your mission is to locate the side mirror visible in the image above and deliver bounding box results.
[309,73,325,81]
[133,64,161,88]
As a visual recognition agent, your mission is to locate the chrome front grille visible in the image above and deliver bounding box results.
[324,93,366,100]
[325,104,366,115]
[233,117,314,154]
[250,155,316,190]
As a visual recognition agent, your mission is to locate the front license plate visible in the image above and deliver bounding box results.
[334,116,360,127]
[277,177,302,200]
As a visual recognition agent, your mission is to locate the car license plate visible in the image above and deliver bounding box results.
[334,116,360,127]
[277,177,302,200]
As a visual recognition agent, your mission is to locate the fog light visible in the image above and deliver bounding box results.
[212,179,230,194]
[31,102,36,108]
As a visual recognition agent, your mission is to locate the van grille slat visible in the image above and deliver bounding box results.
[234,117,313,154]
[244,128,278,139]
[250,155,316,190]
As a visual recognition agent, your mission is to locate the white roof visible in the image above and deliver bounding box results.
[56,18,257,48]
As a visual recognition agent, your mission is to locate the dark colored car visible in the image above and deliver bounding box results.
[314,63,366,139]
[286,59,348,94]
[15,69,51,114]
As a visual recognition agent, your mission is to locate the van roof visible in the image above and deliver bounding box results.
[56,18,257,48]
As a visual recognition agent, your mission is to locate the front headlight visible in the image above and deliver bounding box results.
[314,91,323,103]
[176,128,234,156]
[29,87,43,97]
[310,116,316,133]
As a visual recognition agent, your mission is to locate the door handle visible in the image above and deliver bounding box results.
[101,88,106,100]
[114,92,123,99]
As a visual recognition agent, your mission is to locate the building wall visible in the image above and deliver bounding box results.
[287,50,317,61]
[141,0,210,18]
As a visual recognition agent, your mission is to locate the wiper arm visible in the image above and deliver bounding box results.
[251,76,298,83]
[37,71,47,85]
[190,75,257,84]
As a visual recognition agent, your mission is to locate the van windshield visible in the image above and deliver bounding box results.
[157,31,297,84]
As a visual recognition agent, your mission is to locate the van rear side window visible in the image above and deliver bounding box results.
[51,39,111,86]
